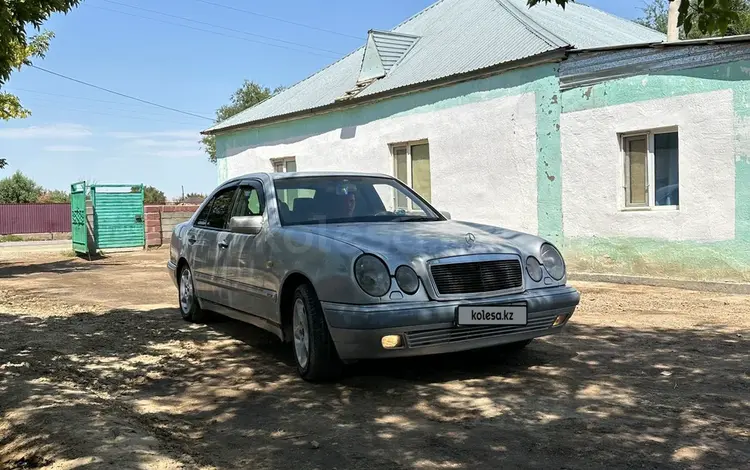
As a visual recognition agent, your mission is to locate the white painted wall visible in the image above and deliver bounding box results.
[561,89,736,241]
[223,93,540,234]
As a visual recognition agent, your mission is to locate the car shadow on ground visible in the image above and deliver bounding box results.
[0,307,747,470]
[0,254,110,279]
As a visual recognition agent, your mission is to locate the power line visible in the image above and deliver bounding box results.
[21,101,204,126]
[28,65,214,121]
[100,0,346,56]
[8,86,212,116]
[18,94,208,122]
[88,4,340,59]
[194,0,363,40]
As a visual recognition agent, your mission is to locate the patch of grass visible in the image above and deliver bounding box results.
[59,250,78,258]
[0,235,24,243]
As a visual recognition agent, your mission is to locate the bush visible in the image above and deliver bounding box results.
[132,185,167,205]
[0,171,43,203]
[38,189,70,203]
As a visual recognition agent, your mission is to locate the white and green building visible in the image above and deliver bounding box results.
[204,0,750,281]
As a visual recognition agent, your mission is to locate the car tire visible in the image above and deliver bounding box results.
[291,283,342,382]
[178,263,208,323]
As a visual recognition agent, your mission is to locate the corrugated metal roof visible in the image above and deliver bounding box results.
[205,0,665,134]
[560,40,750,90]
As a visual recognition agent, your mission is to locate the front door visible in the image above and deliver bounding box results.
[223,181,276,320]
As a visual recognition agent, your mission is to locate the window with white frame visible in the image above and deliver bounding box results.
[391,141,431,209]
[622,130,679,208]
[272,157,299,208]
[272,157,296,173]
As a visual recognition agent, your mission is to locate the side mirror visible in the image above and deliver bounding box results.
[229,216,263,235]
[440,211,452,220]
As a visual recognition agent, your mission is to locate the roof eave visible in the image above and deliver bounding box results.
[569,33,750,54]
[202,48,569,136]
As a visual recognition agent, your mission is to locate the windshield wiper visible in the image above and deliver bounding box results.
[392,215,439,222]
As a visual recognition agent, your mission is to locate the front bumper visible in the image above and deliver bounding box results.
[322,285,580,360]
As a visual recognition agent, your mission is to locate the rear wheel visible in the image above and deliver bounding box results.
[292,284,342,382]
[178,264,207,322]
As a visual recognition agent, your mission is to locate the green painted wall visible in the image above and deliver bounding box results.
[216,62,564,243]
[535,78,563,245]
[561,60,750,282]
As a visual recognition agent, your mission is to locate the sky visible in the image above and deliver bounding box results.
[0,0,648,199]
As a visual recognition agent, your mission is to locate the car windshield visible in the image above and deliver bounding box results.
[274,176,442,226]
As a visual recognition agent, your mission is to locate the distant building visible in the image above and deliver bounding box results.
[203,0,750,280]
[179,195,206,205]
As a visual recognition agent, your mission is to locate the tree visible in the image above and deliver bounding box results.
[134,185,167,205]
[528,0,746,38]
[0,158,6,169]
[637,0,671,34]
[38,189,70,203]
[0,171,43,203]
[201,80,284,163]
[636,0,750,37]
[1,1,82,120]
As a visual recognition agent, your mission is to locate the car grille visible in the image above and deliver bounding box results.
[405,314,557,348]
[429,259,523,296]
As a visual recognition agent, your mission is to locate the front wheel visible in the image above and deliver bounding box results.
[178,264,208,322]
[292,284,342,382]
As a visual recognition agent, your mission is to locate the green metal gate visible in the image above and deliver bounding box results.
[70,181,88,255]
[91,184,145,249]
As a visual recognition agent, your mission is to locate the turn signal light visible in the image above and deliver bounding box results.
[381,335,403,349]
[553,314,569,327]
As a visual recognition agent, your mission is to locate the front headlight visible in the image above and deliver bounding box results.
[541,243,565,280]
[354,254,391,297]
[395,266,420,294]
[525,256,543,282]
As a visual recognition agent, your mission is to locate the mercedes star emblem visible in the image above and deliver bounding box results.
[465,232,476,246]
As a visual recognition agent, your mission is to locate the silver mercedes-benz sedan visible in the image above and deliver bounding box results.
[168,172,580,381]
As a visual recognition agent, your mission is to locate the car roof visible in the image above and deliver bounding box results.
[228,171,395,183]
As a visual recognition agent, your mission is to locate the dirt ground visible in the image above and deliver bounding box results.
[0,250,748,470]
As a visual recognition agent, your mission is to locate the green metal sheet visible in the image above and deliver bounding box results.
[92,185,145,249]
[70,181,88,254]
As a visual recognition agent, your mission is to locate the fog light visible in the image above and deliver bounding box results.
[553,314,569,327]
[381,335,403,349]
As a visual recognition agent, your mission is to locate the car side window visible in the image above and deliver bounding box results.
[194,201,213,226]
[205,187,238,229]
[232,184,265,218]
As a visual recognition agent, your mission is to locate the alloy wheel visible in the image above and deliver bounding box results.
[293,298,310,369]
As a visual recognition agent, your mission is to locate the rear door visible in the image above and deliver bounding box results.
[187,184,239,305]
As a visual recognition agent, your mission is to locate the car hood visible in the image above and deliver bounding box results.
[288,220,545,264]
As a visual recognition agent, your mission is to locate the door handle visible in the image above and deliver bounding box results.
[218,241,229,249]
